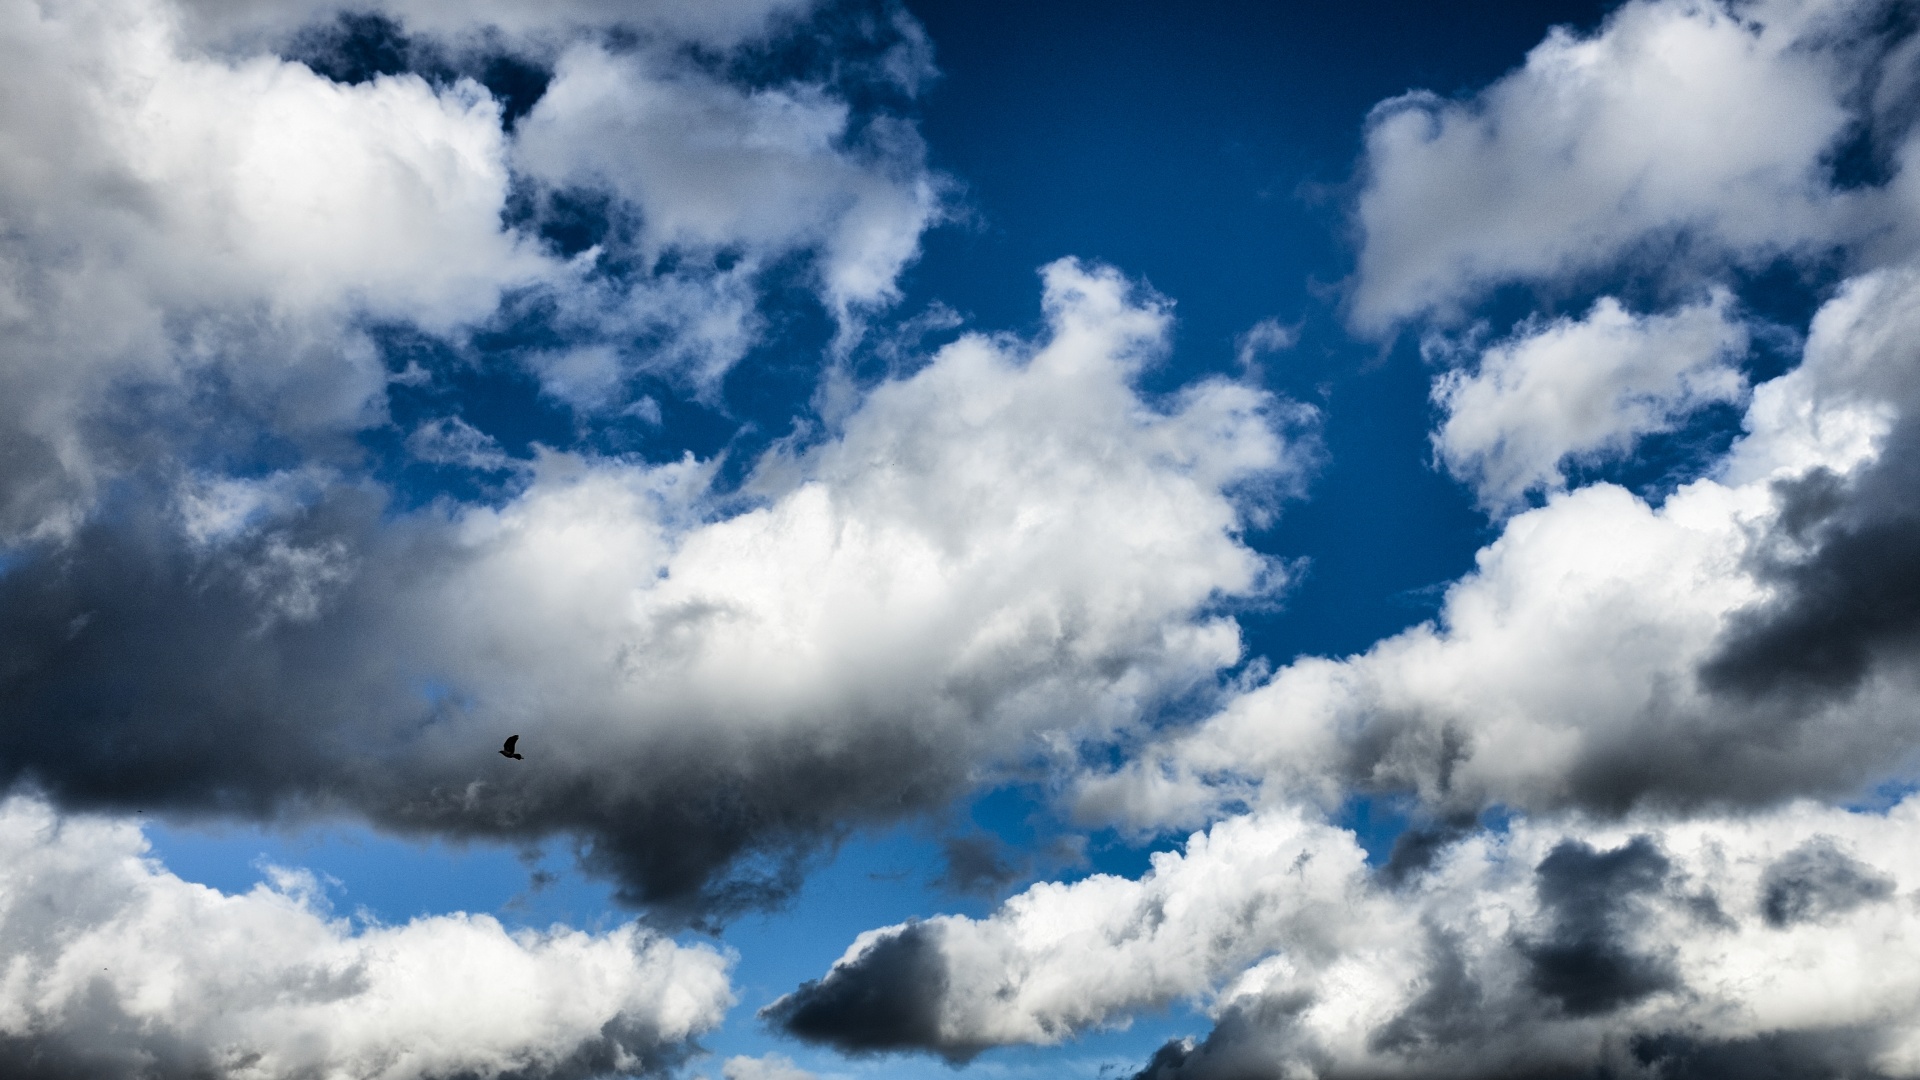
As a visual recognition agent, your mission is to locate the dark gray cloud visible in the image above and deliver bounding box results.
[933,833,1022,897]
[1134,1022,1893,1080]
[1127,994,1317,1080]
[0,485,976,924]
[761,922,953,1058]
[0,1011,701,1080]
[1702,442,1920,702]
[1520,836,1679,1016]
[1377,817,1475,888]
[1759,835,1897,927]
[1366,925,1485,1058]
[1629,1028,1894,1080]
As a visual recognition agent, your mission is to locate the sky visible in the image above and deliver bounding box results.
[5,0,1920,1078]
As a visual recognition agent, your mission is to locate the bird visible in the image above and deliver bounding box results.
[498,735,523,760]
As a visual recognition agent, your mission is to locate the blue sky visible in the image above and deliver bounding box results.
[7,1,1920,1078]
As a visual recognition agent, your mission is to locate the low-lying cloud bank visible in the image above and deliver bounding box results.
[774,797,1920,1078]
[0,796,733,1080]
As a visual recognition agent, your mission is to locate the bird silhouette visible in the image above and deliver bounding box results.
[499,735,523,760]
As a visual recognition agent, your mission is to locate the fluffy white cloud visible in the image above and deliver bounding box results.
[769,808,1369,1060]
[0,0,541,540]
[0,795,733,1080]
[513,43,943,326]
[1432,291,1748,512]
[1350,0,1875,330]
[0,0,946,542]
[420,261,1304,766]
[777,794,1920,1078]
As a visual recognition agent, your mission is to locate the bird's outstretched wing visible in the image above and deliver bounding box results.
[502,735,519,755]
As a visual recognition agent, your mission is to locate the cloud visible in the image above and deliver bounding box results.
[1432,291,1749,513]
[773,3,1920,1078]
[0,0,538,542]
[764,922,951,1057]
[719,1054,821,1080]
[1074,245,1920,833]
[512,41,945,329]
[0,0,947,548]
[780,796,1920,1078]
[1234,317,1299,370]
[174,0,821,52]
[0,260,1315,921]
[406,416,517,472]
[1517,836,1678,1017]
[768,809,1368,1062]
[0,795,733,1080]
[1759,835,1897,928]
[1348,0,1894,331]
[932,833,1022,896]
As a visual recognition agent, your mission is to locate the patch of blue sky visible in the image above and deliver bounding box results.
[1845,779,1920,816]
[140,819,621,932]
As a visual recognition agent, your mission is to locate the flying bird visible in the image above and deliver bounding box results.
[499,735,523,760]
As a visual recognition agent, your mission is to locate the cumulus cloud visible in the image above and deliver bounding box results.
[777,796,1920,1079]
[0,795,732,1080]
[768,809,1368,1062]
[1432,291,1749,512]
[0,0,537,541]
[0,260,1315,920]
[1349,0,1894,331]
[1074,353,1920,830]
[512,42,943,331]
[1078,98,1920,841]
[0,0,946,546]
[173,0,820,52]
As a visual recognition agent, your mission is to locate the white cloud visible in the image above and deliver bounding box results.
[1350,0,1872,330]
[1234,317,1299,371]
[1432,291,1748,512]
[0,0,947,541]
[772,808,1369,1058]
[721,1053,821,1080]
[0,0,541,541]
[513,44,944,327]
[780,794,1920,1077]
[0,795,733,1080]
[407,416,515,472]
